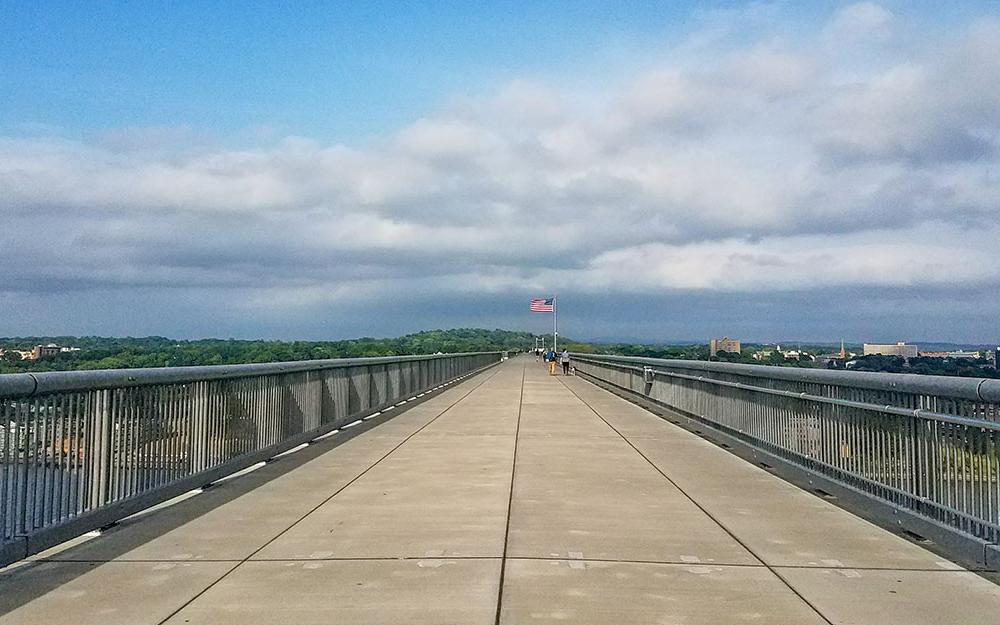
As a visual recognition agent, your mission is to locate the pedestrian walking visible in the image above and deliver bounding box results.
[546,349,557,375]
[560,349,570,375]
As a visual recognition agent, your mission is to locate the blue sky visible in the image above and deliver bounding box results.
[3,1,689,140]
[2,2,1000,342]
[4,1,988,141]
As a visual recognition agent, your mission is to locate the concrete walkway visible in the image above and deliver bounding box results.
[2,359,999,624]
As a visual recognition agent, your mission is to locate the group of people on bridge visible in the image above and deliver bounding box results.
[536,347,571,375]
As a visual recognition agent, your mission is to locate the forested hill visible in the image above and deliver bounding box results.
[0,329,535,373]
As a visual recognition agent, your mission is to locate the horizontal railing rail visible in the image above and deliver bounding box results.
[571,353,1000,557]
[0,352,501,566]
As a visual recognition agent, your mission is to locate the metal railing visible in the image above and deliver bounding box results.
[572,354,1000,554]
[0,352,500,566]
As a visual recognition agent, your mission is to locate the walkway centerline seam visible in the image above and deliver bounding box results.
[153,366,504,625]
[557,375,837,625]
[493,360,526,625]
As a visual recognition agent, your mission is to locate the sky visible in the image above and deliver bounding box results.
[2,1,1000,343]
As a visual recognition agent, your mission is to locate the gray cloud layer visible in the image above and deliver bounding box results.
[2,3,999,341]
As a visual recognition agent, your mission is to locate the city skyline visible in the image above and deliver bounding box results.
[3,2,1000,342]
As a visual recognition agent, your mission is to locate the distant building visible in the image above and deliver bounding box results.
[818,342,854,362]
[751,347,814,362]
[947,351,981,359]
[32,344,62,359]
[816,347,857,368]
[709,337,741,357]
[0,348,29,361]
[863,342,918,358]
[919,350,981,360]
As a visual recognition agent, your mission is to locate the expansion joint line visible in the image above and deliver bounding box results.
[155,366,503,625]
[556,376,836,625]
[494,360,526,625]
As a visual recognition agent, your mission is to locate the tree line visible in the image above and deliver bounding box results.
[0,329,536,374]
[3,331,997,380]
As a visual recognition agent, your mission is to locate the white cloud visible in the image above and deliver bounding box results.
[578,222,1000,292]
[1,4,999,329]
[394,118,499,160]
[824,2,895,44]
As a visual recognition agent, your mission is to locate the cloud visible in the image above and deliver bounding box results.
[823,2,895,44]
[578,222,999,292]
[2,3,999,339]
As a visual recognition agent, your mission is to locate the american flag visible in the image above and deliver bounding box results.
[530,297,554,312]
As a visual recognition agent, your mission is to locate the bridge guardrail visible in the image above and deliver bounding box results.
[0,352,501,566]
[571,353,1000,566]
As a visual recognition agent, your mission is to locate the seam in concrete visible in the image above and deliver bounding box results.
[503,555,986,573]
[153,367,503,625]
[18,554,989,573]
[557,376,837,625]
[493,360,526,625]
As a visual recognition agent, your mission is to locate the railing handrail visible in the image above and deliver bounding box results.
[0,352,502,399]
[571,353,1000,402]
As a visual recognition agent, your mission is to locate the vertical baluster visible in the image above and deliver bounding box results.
[960,424,970,529]
[117,388,129,503]
[155,385,166,491]
[1,400,9,542]
[129,387,140,500]
[990,430,999,538]
[52,394,64,526]
[175,384,185,483]
[944,424,954,515]
[39,395,52,529]
[28,397,41,531]
[144,386,156,493]
[161,385,170,486]
[77,392,89,516]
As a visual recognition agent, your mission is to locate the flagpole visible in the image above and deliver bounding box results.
[553,295,558,353]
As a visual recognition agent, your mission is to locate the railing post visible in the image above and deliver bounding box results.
[332,368,349,423]
[16,400,29,536]
[910,416,923,506]
[87,390,112,510]
[190,381,209,473]
[307,370,321,433]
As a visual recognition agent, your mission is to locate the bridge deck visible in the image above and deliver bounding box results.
[2,360,999,624]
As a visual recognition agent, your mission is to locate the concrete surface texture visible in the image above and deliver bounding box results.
[1,360,999,624]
